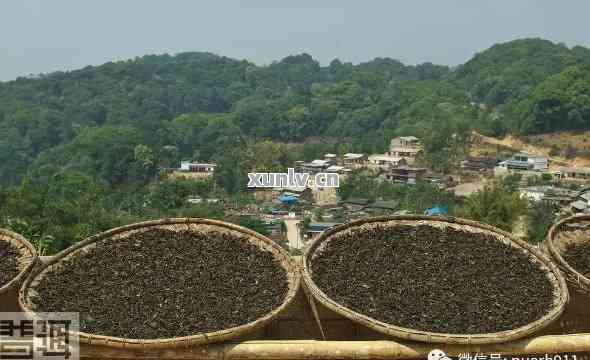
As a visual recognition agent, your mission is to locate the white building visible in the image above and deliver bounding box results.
[174,161,216,179]
[498,153,549,172]
[180,161,216,173]
[368,154,407,168]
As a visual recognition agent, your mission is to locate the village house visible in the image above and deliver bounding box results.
[389,136,422,163]
[383,164,427,184]
[368,154,407,170]
[340,198,370,213]
[172,161,217,179]
[497,153,549,172]
[342,153,367,168]
[364,200,400,216]
[300,159,330,173]
[180,161,216,173]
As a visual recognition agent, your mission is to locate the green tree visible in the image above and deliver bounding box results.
[214,145,249,194]
[3,173,120,252]
[134,144,156,172]
[248,141,289,173]
[527,201,557,244]
[149,178,213,210]
[458,180,527,231]
[234,216,269,236]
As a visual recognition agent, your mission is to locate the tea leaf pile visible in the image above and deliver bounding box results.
[0,241,21,287]
[32,228,289,339]
[311,223,555,334]
[563,238,590,277]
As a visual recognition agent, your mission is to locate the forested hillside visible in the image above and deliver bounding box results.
[456,39,590,105]
[2,38,589,186]
[0,50,470,186]
[454,39,590,135]
[1,38,590,252]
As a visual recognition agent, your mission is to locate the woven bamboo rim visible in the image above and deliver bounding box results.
[544,214,590,297]
[302,215,569,345]
[19,218,301,349]
[0,228,37,295]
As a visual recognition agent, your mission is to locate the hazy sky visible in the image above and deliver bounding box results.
[2,1,590,81]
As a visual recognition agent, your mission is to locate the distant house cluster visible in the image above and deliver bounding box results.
[297,153,362,174]
[171,135,590,223]
[294,136,458,187]
[164,131,590,257]
[491,152,590,188]
[493,154,590,215]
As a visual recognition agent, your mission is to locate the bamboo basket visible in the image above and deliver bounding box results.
[544,214,590,297]
[18,218,301,349]
[302,215,569,345]
[0,228,37,295]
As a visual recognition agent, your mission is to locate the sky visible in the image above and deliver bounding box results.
[1,1,590,81]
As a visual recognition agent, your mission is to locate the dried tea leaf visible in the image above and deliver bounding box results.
[33,228,289,339]
[0,241,21,287]
[311,223,554,334]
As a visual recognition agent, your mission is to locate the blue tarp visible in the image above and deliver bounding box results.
[279,195,298,205]
[424,206,449,216]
